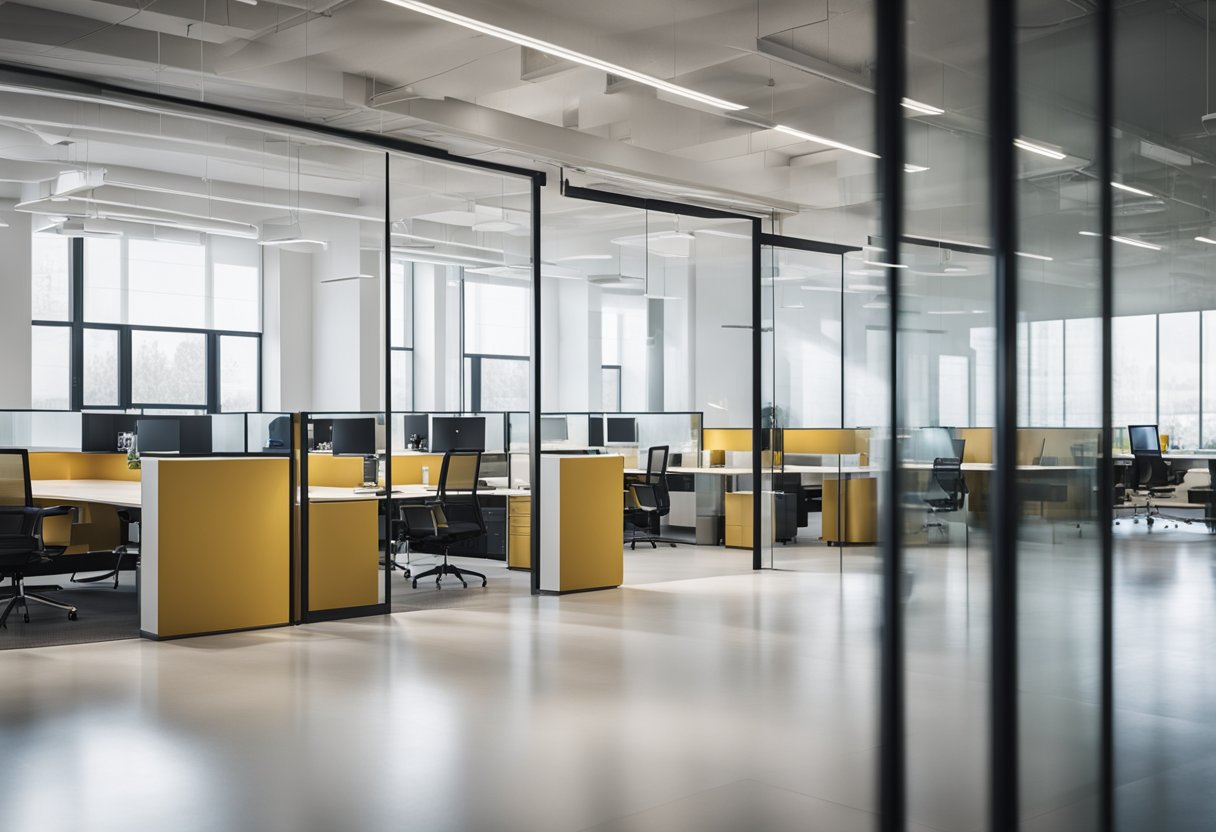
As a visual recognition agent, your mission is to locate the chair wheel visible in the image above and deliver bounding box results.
[459,580,467,588]
[481,579,487,587]
[68,610,77,621]
[411,579,419,588]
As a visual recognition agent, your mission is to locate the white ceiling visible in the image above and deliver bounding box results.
[0,0,1214,316]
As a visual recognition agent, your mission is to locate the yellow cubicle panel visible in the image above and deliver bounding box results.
[1016,427,1102,465]
[958,429,993,464]
[29,452,141,481]
[822,477,878,545]
[538,455,622,593]
[391,454,445,486]
[143,457,290,639]
[306,453,363,487]
[307,500,380,611]
[702,428,753,452]
[783,428,870,456]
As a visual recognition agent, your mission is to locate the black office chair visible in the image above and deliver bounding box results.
[399,451,488,589]
[72,507,139,590]
[921,456,967,541]
[1125,451,1188,529]
[626,445,674,550]
[0,449,78,627]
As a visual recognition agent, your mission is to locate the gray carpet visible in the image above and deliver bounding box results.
[0,583,139,650]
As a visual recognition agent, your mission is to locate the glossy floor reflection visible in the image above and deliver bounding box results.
[0,530,1211,832]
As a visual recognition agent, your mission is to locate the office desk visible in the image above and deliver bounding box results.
[32,479,142,509]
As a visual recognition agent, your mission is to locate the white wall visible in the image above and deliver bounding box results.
[0,208,32,408]
[261,247,313,411]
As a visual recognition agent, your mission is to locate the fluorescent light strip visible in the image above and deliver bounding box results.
[1195,236,1216,246]
[554,253,613,262]
[1014,138,1067,160]
[774,125,878,158]
[1078,230,1163,251]
[901,98,945,116]
[1016,251,1054,262]
[1111,181,1153,197]
[258,238,329,248]
[863,260,908,269]
[379,0,747,111]
[904,164,930,173]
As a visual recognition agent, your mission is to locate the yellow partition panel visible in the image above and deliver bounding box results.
[702,428,753,452]
[307,500,380,611]
[148,458,289,638]
[29,452,141,481]
[822,477,878,544]
[306,453,363,487]
[541,455,623,592]
[507,496,532,569]
[959,429,994,464]
[391,454,445,486]
[783,428,870,455]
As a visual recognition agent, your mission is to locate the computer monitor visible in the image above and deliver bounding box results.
[540,416,568,442]
[1128,424,1161,455]
[311,419,333,449]
[909,427,956,462]
[431,416,486,453]
[332,418,376,456]
[136,419,180,454]
[401,414,429,449]
[178,416,213,455]
[606,417,636,444]
[588,416,605,447]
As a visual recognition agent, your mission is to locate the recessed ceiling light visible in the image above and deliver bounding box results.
[379,0,747,111]
[1014,138,1067,160]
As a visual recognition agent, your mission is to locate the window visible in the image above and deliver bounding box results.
[83,328,120,407]
[463,280,528,411]
[31,236,70,322]
[30,235,262,411]
[1063,318,1101,427]
[1112,315,1157,429]
[602,365,622,412]
[219,335,259,412]
[1028,320,1064,426]
[1158,311,1199,449]
[970,326,995,427]
[390,263,413,411]
[938,355,970,426]
[1203,312,1216,448]
[131,330,207,406]
[31,325,70,409]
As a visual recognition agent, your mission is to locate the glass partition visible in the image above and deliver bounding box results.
[0,411,83,451]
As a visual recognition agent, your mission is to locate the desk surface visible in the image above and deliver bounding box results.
[306,484,531,502]
[32,479,142,508]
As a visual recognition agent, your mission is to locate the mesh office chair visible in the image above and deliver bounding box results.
[626,445,674,550]
[399,451,488,589]
[1126,450,1188,529]
[0,449,78,627]
[920,456,967,542]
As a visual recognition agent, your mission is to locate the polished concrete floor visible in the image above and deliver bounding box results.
[0,526,1212,832]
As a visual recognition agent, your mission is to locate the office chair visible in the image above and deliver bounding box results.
[1124,452,1189,530]
[625,445,674,550]
[266,416,291,450]
[0,449,78,627]
[72,508,139,590]
[920,456,967,542]
[399,451,488,589]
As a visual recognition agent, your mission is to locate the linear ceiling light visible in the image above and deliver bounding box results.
[1196,236,1216,245]
[1016,251,1054,262]
[774,124,877,158]
[379,0,747,111]
[901,98,944,116]
[1078,230,1162,251]
[1111,180,1153,197]
[1014,138,1067,160]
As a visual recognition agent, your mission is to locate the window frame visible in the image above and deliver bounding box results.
[30,237,261,412]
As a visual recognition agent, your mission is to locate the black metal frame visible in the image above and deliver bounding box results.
[558,178,767,570]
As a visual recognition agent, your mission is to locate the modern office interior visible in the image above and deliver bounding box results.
[1,1,1214,831]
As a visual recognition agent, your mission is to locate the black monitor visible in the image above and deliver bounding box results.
[332,418,377,456]
[587,416,605,447]
[178,416,212,455]
[136,419,180,454]
[1128,424,1161,455]
[401,414,429,449]
[606,417,636,444]
[311,419,333,449]
[540,415,568,442]
[431,416,486,453]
